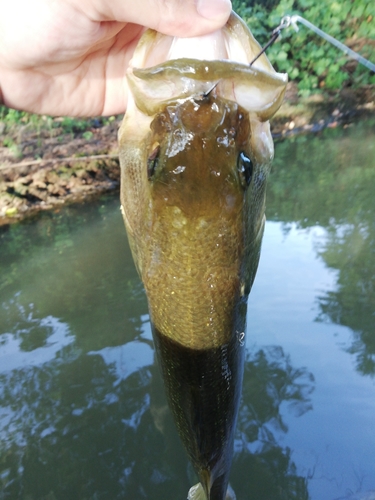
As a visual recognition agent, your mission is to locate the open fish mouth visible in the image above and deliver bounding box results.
[126,12,287,120]
[128,58,287,120]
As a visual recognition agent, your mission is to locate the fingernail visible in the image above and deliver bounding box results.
[196,0,232,21]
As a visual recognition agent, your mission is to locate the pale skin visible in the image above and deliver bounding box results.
[0,0,232,116]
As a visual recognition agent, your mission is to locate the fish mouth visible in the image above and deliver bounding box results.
[126,11,287,120]
[130,11,282,72]
[128,58,287,121]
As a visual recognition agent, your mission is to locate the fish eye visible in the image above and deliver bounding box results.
[147,144,160,180]
[237,151,253,188]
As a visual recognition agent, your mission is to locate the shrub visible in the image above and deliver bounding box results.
[233,0,375,96]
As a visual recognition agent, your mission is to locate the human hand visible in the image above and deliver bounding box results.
[0,0,231,117]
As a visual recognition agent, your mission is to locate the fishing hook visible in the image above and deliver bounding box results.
[249,17,291,66]
[202,81,220,98]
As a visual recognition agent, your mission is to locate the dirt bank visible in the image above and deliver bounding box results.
[1,83,374,226]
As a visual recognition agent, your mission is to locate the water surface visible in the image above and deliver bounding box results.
[0,119,374,500]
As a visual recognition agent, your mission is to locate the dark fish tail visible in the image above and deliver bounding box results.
[152,322,245,500]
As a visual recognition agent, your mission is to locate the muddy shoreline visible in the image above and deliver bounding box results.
[1,82,374,226]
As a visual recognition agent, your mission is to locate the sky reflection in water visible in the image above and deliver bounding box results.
[0,119,374,500]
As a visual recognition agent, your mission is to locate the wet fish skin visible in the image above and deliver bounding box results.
[153,320,245,500]
[118,12,287,500]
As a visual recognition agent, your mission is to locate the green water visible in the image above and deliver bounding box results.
[0,119,374,500]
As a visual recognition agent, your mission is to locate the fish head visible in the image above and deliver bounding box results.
[145,93,250,220]
[119,12,287,350]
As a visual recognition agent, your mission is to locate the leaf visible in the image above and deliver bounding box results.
[290,67,300,79]
[330,2,342,14]
[276,50,288,61]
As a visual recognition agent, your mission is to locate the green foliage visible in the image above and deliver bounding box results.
[2,137,22,158]
[234,0,375,96]
[0,107,26,125]
[0,108,90,134]
[0,106,119,137]
[60,116,89,133]
[82,130,94,140]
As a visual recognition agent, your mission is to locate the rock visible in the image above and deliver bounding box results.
[47,184,67,196]
[45,171,60,184]
[0,191,14,206]
[92,169,107,181]
[33,180,47,190]
[32,170,48,182]
[28,187,49,201]
[19,175,33,185]
[13,182,29,197]
[74,168,90,179]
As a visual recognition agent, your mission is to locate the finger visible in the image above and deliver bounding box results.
[81,0,232,37]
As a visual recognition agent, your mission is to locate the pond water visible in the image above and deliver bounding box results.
[0,118,375,500]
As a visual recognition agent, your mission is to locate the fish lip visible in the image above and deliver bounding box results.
[127,59,287,120]
[131,58,287,85]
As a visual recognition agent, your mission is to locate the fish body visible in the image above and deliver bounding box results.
[118,12,287,500]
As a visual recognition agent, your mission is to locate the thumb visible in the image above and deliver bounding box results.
[89,0,232,37]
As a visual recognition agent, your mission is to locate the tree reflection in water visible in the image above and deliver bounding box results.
[0,295,313,500]
[268,118,375,377]
[233,347,313,500]
[316,223,375,376]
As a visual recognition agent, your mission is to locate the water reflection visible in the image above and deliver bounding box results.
[233,347,313,500]
[268,119,375,376]
[1,298,75,369]
[0,196,313,498]
[316,224,375,376]
[0,300,313,499]
[0,312,311,500]
[0,119,375,499]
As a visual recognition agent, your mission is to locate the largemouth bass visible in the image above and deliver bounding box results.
[118,11,287,500]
